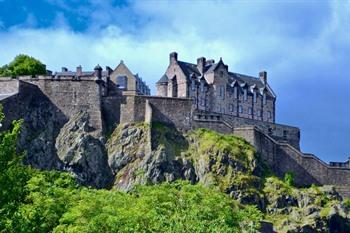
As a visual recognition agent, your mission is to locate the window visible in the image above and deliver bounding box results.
[248,107,253,115]
[263,93,267,105]
[219,71,224,77]
[116,76,127,89]
[234,86,238,99]
[229,104,234,112]
[267,111,272,119]
[191,79,196,91]
[200,98,205,106]
[257,110,262,117]
[218,86,225,99]
[253,92,257,103]
[243,89,247,101]
[283,130,287,138]
[200,82,205,92]
[239,105,243,113]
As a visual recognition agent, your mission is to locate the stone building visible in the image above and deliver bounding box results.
[56,61,150,96]
[157,52,275,123]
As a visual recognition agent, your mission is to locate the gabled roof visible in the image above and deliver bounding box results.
[157,74,169,84]
[204,58,224,74]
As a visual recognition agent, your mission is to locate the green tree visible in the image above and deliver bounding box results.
[284,172,294,186]
[0,106,31,230]
[0,54,46,77]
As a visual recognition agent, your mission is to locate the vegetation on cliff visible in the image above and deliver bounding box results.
[1,110,350,232]
[0,54,46,77]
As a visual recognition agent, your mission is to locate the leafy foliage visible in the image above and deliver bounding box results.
[0,54,46,77]
[284,172,294,186]
[0,111,262,233]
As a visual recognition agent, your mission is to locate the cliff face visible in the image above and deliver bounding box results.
[19,113,350,232]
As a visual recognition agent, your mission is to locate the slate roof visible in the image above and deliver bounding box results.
[156,74,169,84]
[177,61,201,77]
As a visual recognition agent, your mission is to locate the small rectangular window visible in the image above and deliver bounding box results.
[229,104,234,112]
[191,80,196,91]
[248,107,252,115]
[116,76,127,89]
[239,105,243,113]
[243,89,247,101]
[268,111,272,119]
[234,87,238,99]
[253,92,257,103]
[263,94,267,105]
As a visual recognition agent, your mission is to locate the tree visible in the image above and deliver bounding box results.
[0,54,46,77]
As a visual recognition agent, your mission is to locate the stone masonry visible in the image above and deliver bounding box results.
[1,55,350,197]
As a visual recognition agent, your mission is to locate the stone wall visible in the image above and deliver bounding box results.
[0,78,19,94]
[18,77,103,134]
[120,95,193,131]
[233,126,350,197]
[193,110,300,149]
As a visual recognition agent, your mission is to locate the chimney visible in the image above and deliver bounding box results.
[94,64,102,79]
[106,66,112,76]
[206,59,215,65]
[61,67,68,72]
[76,65,82,76]
[259,71,267,85]
[197,57,206,74]
[170,52,178,64]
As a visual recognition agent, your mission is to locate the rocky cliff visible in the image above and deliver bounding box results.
[18,112,350,232]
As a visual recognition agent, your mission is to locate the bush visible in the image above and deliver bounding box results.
[284,172,294,186]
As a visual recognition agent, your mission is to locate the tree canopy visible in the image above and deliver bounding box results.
[0,55,46,77]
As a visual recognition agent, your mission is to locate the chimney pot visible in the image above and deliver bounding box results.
[76,65,82,76]
[197,57,206,75]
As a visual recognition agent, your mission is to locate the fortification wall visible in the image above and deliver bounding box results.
[120,95,193,131]
[233,126,350,197]
[193,110,300,149]
[18,77,103,133]
[0,78,19,94]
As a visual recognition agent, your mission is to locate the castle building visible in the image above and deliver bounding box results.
[56,60,150,96]
[157,52,276,123]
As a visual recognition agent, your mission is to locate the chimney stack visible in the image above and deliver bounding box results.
[94,64,102,80]
[170,52,178,64]
[259,71,267,85]
[197,57,206,75]
[76,65,82,76]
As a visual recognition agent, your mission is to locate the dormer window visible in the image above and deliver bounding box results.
[243,88,247,101]
[219,71,224,77]
[234,86,238,99]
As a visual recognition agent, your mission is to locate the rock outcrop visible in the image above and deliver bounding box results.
[55,111,113,188]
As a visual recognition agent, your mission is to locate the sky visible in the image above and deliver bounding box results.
[0,0,349,162]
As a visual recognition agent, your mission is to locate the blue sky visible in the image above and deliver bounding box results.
[0,0,350,162]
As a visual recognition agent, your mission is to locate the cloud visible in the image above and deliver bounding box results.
[0,0,350,161]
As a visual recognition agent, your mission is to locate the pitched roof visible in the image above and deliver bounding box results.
[177,61,201,77]
[157,74,169,84]
[229,72,275,98]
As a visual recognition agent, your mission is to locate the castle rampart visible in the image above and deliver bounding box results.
[1,64,350,197]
